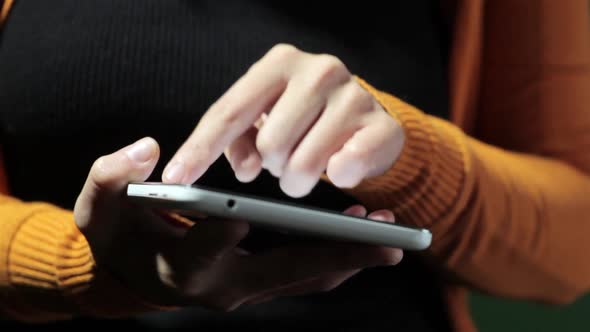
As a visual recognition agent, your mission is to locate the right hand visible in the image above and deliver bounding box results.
[73,137,403,311]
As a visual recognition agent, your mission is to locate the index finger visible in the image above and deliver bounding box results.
[162,46,299,184]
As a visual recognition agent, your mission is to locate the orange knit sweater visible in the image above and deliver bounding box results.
[1,1,589,330]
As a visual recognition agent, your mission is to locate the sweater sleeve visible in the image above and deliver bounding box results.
[0,197,163,322]
[347,0,590,305]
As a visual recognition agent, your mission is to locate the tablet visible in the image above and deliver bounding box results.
[126,182,431,250]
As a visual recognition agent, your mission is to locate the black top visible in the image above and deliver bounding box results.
[0,1,451,330]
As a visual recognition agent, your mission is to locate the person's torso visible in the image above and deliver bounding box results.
[0,1,451,330]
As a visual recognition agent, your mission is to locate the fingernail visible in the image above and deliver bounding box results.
[345,205,366,217]
[126,138,154,163]
[164,162,185,183]
[370,210,395,221]
[371,214,390,222]
[378,249,403,266]
[391,250,404,265]
[279,172,317,198]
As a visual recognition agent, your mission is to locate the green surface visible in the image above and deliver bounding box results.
[469,293,590,331]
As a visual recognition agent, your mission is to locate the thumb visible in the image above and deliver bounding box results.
[74,137,160,232]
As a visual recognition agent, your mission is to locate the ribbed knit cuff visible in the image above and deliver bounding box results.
[5,204,165,320]
[349,77,468,232]
[9,209,94,291]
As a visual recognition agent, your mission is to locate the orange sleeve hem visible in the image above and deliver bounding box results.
[350,77,472,246]
[349,77,590,305]
[0,201,169,322]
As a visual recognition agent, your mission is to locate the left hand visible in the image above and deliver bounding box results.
[163,44,405,197]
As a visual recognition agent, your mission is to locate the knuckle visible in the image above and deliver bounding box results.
[267,43,299,62]
[89,156,113,187]
[217,107,243,129]
[316,54,347,75]
[305,55,349,92]
[255,44,300,71]
[341,82,374,112]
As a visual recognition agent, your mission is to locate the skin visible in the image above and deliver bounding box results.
[162,44,405,198]
[73,44,406,311]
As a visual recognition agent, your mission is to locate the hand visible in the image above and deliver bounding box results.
[74,137,403,311]
[162,44,405,197]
